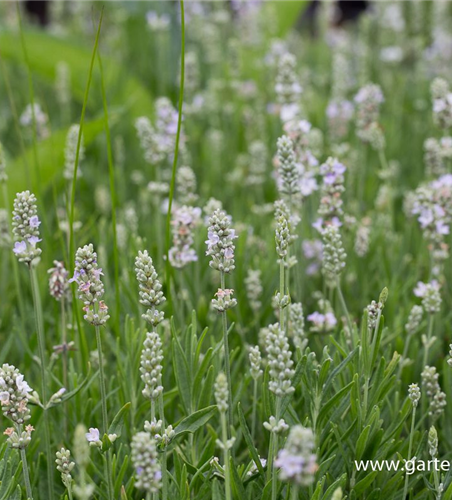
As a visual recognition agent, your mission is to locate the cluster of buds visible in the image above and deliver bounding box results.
[276,135,300,199]
[411,174,452,272]
[135,117,162,165]
[212,288,237,313]
[0,364,33,449]
[321,225,347,285]
[354,218,371,257]
[135,250,166,327]
[431,77,452,130]
[214,372,235,451]
[424,138,446,177]
[366,289,388,332]
[275,52,302,123]
[274,425,318,486]
[0,209,11,248]
[263,416,288,435]
[275,200,298,269]
[421,366,447,422]
[71,244,109,326]
[405,305,423,335]
[140,332,164,401]
[48,260,70,301]
[131,432,162,493]
[265,323,295,396]
[55,448,75,490]
[205,209,237,274]
[408,383,421,408]
[249,345,263,381]
[289,303,307,350]
[64,124,84,180]
[414,281,442,314]
[12,191,42,264]
[168,206,201,269]
[354,83,384,147]
[144,419,175,449]
[317,157,346,225]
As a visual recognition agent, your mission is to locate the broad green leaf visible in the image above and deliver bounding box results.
[173,406,217,438]
[108,402,131,437]
[237,403,265,475]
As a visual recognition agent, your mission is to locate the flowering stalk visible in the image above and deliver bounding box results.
[249,346,263,440]
[0,364,34,499]
[402,384,420,500]
[71,244,113,500]
[215,373,232,500]
[11,191,53,500]
[135,250,168,500]
[206,209,238,432]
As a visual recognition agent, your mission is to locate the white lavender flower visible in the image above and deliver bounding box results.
[136,116,162,165]
[169,206,201,269]
[12,191,42,264]
[431,77,452,130]
[211,288,237,312]
[249,345,263,380]
[318,157,346,225]
[140,331,163,401]
[405,305,423,335]
[0,364,32,426]
[265,323,295,396]
[48,260,70,301]
[176,166,198,205]
[422,366,446,421]
[354,83,384,143]
[131,432,162,493]
[20,103,49,139]
[214,372,229,414]
[245,269,262,313]
[55,447,75,490]
[355,219,371,257]
[326,99,354,140]
[274,425,317,486]
[321,225,347,283]
[414,281,442,314]
[263,416,288,434]
[135,250,166,326]
[73,424,90,469]
[366,300,383,331]
[289,303,307,350]
[408,383,421,407]
[205,209,237,274]
[64,124,84,180]
[71,244,109,326]
[275,199,298,264]
[424,138,445,177]
[275,52,302,123]
[85,427,102,447]
[276,135,300,199]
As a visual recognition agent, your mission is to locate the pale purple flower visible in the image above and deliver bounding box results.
[13,241,26,255]
[85,427,100,442]
[29,215,41,228]
[28,235,42,246]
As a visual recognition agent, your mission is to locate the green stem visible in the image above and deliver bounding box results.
[221,412,232,500]
[29,266,54,500]
[158,394,168,500]
[271,398,282,500]
[291,485,299,500]
[95,325,114,500]
[279,259,285,331]
[220,271,233,434]
[251,378,258,441]
[422,314,434,368]
[402,406,416,500]
[61,298,68,437]
[336,279,353,338]
[19,444,33,500]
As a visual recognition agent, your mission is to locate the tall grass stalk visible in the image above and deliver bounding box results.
[220,271,234,433]
[19,440,33,500]
[221,411,232,500]
[29,265,54,500]
[95,324,114,500]
[165,0,185,299]
[402,405,417,500]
